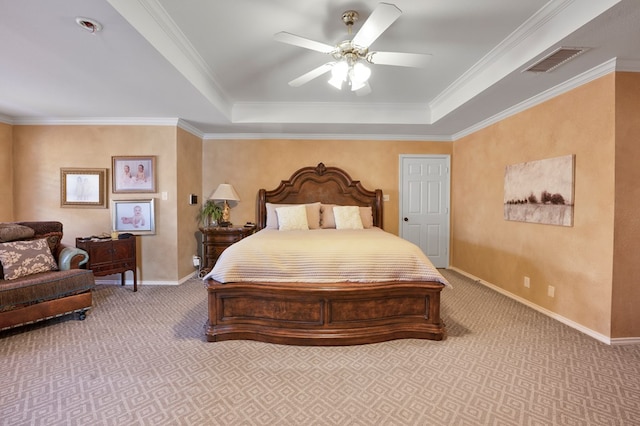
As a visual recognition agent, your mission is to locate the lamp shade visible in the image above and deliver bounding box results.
[328,60,371,91]
[210,183,240,201]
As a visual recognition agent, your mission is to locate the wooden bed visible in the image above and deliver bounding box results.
[205,163,446,345]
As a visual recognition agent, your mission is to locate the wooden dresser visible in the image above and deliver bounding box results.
[76,236,137,292]
[200,226,255,274]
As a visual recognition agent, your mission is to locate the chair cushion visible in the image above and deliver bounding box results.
[0,269,94,312]
[0,223,35,242]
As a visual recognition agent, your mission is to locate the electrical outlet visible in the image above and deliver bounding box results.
[548,285,555,297]
[524,276,530,288]
[192,255,200,267]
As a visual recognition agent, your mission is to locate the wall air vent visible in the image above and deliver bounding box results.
[524,47,588,73]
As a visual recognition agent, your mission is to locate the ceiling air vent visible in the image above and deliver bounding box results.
[524,47,588,73]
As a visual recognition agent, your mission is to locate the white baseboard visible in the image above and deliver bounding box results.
[447,267,640,346]
[94,278,180,286]
[609,336,640,345]
[179,272,199,284]
[94,270,199,286]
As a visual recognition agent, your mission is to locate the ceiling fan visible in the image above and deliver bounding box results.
[274,3,431,95]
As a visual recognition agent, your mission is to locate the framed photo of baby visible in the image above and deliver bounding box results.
[112,199,155,235]
[112,156,157,193]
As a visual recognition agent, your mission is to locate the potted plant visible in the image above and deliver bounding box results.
[197,200,223,227]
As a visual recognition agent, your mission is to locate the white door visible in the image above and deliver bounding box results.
[399,155,450,268]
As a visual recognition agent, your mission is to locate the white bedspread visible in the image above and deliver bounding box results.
[202,228,449,286]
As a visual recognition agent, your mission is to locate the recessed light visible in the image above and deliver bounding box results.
[75,17,102,34]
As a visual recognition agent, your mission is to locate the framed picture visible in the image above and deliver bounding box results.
[112,156,157,193]
[112,199,156,235]
[60,168,108,208]
[504,154,575,227]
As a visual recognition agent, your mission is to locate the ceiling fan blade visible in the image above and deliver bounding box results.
[352,3,402,48]
[274,32,335,54]
[288,63,334,87]
[367,51,432,68]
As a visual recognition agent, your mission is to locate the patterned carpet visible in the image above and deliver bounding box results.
[1,270,639,425]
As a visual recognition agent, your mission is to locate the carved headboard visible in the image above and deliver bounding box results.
[257,163,383,229]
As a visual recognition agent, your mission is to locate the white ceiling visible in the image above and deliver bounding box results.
[1,0,639,140]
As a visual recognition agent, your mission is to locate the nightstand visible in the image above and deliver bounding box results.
[200,226,255,273]
[76,236,138,292]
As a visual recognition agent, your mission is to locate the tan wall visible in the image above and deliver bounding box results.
[612,72,640,337]
[202,139,452,235]
[0,122,13,221]
[452,74,616,336]
[176,127,203,280]
[12,125,181,283]
[6,72,637,338]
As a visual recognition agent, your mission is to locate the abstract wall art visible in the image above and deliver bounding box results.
[504,155,575,226]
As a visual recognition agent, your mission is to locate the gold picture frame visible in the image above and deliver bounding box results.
[112,156,157,193]
[60,168,108,208]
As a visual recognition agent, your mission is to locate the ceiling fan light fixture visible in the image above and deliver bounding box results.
[328,60,371,91]
[279,4,429,94]
[328,61,348,89]
[350,62,371,91]
[328,75,343,90]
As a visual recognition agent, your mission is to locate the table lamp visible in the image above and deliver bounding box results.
[210,183,240,226]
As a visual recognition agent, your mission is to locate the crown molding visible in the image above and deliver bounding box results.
[4,59,634,141]
[232,101,431,125]
[430,0,621,124]
[202,132,452,142]
[0,114,13,125]
[452,58,618,140]
[11,117,180,127]
[106,0,232,119]
[177,119,204,138]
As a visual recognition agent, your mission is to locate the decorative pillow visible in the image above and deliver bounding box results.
[275,205,309,231]
[0,238,59,280]
[321,205,374,229]
[266,202,320,229]
[333,206,364,230]
[0,223,35,242]
[359,206,374,229]
[320,204,337,229]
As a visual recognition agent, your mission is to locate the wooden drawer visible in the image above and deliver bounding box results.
[76,236,138,291]
[200,226,255,272]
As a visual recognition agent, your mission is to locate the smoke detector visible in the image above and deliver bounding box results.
[75,17,103,34]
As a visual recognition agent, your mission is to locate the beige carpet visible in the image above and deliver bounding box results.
[1,270,639,425]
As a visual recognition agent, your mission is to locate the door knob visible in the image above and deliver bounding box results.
[404,217,408,222]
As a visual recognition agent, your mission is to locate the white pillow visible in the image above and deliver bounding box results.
[333,206,364,230]
[266,202,321,229]
[275,205,309,231]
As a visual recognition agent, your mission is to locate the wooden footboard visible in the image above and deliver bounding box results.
[206,279,446,345]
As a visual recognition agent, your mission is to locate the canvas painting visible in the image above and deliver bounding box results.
[504,155,575,226]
